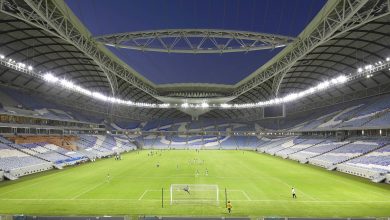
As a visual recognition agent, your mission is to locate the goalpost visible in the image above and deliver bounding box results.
[170,184,219,205]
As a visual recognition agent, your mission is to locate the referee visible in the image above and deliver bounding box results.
[292,187,297,199]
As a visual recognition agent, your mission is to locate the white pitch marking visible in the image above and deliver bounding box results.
[241,190,252,201]
[138,190,148,200]
[228,189,252,201]
[71,181,106,200]
[1,198,390,204]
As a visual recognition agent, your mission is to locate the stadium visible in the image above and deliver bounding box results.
[0,0,390,219]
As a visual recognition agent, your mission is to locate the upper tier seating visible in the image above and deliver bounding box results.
[338,94,390,128]
[0,86,104,124]
[364,110,390,127]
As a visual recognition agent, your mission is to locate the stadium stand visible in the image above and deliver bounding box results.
[0,136,53,178]
[337,144,390,181]
[0,133,135,179]
[3,90,390,183]
[257,136,390,182]
[288,140,350,163]
[309,140,386,169]
[275,138,325,158]
[1,0,390,218]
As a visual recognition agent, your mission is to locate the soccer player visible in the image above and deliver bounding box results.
[106,173,110,183]
[205,168,208,176]
[227,201,232,214]
[292,187,297,199]
[183,185,190,194]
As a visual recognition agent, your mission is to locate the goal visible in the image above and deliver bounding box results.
[170,184,219,205]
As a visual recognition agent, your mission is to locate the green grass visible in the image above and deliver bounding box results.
[0,150,390,218]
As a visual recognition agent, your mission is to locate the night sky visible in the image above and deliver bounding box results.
[65,0,326,85]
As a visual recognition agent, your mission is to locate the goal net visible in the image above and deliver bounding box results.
[170,184,219,205]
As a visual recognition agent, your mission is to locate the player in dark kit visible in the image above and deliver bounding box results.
[183,185,190,194]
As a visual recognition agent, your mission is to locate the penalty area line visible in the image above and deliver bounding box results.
[242,190,252,201]
[138,190,148,200]
[229,189,252,201]
[71,181,106,200]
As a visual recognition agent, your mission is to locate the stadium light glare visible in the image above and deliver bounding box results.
[283,93,298,102]
[43,73,59,83]
[317,81,330,90]
[336,75,348,83]
[181,103,189,108]
[364,65,373,70]
[2,54,389,110]
[91,92,106,101]
[60,79,75,89]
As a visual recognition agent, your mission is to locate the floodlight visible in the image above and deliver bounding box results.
[357,68,363,73]
[43,73,58,83]
[201,102,209,108]
[28,66,33,71]
[364,65,372,70]
[60,79,75,89]
[221,103,231,108]
[317,81,330,90]
[92,92,108,101]
[0,55,4,59]
[181,103,189,108]
[336,75,347,83]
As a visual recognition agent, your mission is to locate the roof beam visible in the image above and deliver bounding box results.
[234,0,389,97]
[0,0,158,97]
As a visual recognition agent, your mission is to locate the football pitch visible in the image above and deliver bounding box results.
[0,150,390,218]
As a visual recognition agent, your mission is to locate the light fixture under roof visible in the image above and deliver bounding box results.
[1,51,389,110]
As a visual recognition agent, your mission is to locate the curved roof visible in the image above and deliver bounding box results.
[95,29,295,54]
[0,0,389,121]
